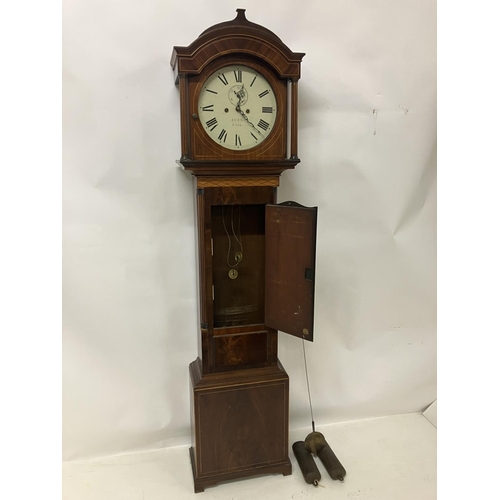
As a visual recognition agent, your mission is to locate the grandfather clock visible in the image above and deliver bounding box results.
[171,9,316,492]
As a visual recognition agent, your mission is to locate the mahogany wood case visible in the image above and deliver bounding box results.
[171,10,316,492]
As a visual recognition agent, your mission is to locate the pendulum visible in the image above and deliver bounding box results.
[293,340,347,486]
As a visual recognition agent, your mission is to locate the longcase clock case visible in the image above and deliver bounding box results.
[171,10,316,492]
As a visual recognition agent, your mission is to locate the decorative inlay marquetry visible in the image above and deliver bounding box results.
[197,176,279,188]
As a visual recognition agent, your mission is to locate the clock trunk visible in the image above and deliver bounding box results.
[187,177,317,492]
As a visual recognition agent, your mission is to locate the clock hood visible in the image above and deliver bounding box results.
[171,9,304,80]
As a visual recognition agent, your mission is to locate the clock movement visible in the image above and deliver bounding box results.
[171,9,317,492]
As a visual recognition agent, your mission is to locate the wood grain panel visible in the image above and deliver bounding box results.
[214,332,268,368]
[197,382,287,475]
[265,202,317,341]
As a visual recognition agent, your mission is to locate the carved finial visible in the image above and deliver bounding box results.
[236,9,247,21]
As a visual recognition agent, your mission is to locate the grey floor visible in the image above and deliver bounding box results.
[63,412,436,500]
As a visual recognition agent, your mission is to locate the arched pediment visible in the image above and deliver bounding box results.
[171,9,304,80]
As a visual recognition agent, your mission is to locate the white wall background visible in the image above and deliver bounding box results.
[62,0,436,461]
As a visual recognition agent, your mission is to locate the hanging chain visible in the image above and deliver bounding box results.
[221,205,243,268]
[230,204,243,255]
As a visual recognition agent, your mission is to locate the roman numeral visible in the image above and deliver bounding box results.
[201,104,214,112]
[235,134,242,147]
[205,88,217,94]
[250,76,257,87]
[257,119,270,131]
[262,106,273,113]
[251,132,259,141]
[218,73,229,85]
[218,129,227,142]
[206,117,218,131]
[258,89,270,98]
[234,70,242,83]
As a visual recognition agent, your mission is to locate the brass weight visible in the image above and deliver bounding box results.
[292,441,321,486]
[304,431,346,481]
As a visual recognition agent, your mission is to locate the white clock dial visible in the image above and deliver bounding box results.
[197,65,277,151]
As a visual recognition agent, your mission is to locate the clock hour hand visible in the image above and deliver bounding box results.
[234,84,247,103]
[232,84,264,137]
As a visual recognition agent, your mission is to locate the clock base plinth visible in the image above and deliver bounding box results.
[189,447,292,493]
[189,358,292,493]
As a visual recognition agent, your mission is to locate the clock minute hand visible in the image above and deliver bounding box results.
[233,84,264,137]
[235,103,264,137]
